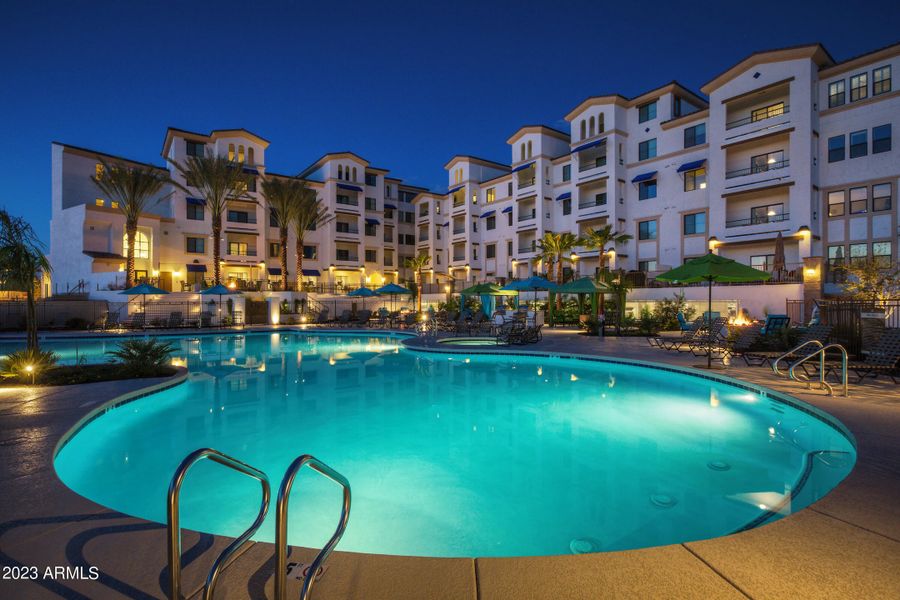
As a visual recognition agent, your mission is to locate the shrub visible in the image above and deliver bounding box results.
[1,348,59,382]
[637,306,659,335]
[65,317,91,330]
[652,292,696,331]
[107,339,175,376]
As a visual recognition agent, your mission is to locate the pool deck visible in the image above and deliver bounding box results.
[0,326,898,599]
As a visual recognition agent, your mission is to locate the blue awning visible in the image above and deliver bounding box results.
[631,171,657,183]
[243,167,259,175]
[268,267,281,275]
[384,203,397,210]
[186,197,205,205]
[442,222,449,227]
[447,185,464,195]
[501,206,513,213]
[677,159,707,173]
[571,138,607,153]
[186,263,207,272]
[511,161,534,173]
[556,192,572,201]
[365,217,380,225]
[302,269,320,276]
[337,183,363,192]
[479,210,495,219]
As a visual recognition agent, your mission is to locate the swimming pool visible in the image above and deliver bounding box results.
[53,331,855,558]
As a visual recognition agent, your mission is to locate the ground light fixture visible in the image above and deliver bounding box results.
[24,364,34,385]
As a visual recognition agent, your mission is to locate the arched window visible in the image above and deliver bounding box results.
[527,141,533,158]
[352,167,357,181]
[580,120,586,140]
[520,144,526,161]
[238,145,245,162]
[228,144,235,161]
[598,114,605,134]
[589,116,595,138]
[123,231,150,259]
[248,147,255,164]
[338,165,343,180]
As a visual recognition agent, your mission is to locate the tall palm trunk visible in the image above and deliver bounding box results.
[556,254,563,309]
[295,234,304,292]
[279,226,289,290]
[417,269,423,313]
[125,223,137,288]
[26,287,37,352]
[212,216,222,285]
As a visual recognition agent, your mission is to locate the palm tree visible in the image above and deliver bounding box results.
[0,211,51,351]
[91,160,176,288]
[535,232,581,285]
[261,176,304,290]
[169,154,250,285]
[580,224,632,277]
[292,189,333,291]
[404,253,431,313]
[598,268,633,334]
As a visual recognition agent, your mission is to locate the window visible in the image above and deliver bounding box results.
[589,116,595,137]
[849,130,867,158]
[850,73,868,102]
[268,242,280,258]
[95,198,104,206]
[562,198,571,215]
[580,120,586,140]
[228,144,235,161]
[365,223,376,237]
[365,173,377,186]
[247,177,256,193]
[594,192,607,206]
[507,240,513,256]
[872,124,891,154]
[186,203,204,220]
[562,165,571,182]
[750,203,784,224]
[352,167,357,181]
[751,102,785,122]
[849,243,868,264]
[186,141,205,157]
[507,182,513,196]
[873,241,892,267]
[507,211,513,226]
[683,212,706,235]
[750,150,785,172]
[186,236,205,254]
[336,194,355,206]
[237,145,245,162]
[384,208,394,220]
[365,249,377,262]
[638,139,657,161]
[365,197,377,210]
[527,141,533,158]
[827,245,845,268]
[472,245,479,261]
[487,215,496,230]
[228,241,248,255]
[269,208,279,227]
[111,201,119,209]
[95,163,104,180]
[124,231,149,258]
[303,245,317,259]
[849,186,868,214]
[638,179,657,200]
[873,183,892,211]
[873,65,891,95]
[248,147,254,164]
[638,220,657,240]
[486,188,496,203]
[828,80,845,108]
[638,101,657,123]
[827,190,846,217]
[684,124,705,148]
[486,244,496,259]
[336,249,352,261]
[827,135,845,162]
[683,168,706,192]
[750,254,775,272]
[227,209,251,223]
[638,260,657,272]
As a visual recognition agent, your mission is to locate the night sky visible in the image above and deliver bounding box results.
[3,0,898,241]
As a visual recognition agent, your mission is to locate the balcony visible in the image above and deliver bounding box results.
[452,226,465,235]
[335,254,359,263]
[726,104,790,130]
[335,226,359,236]
[226,246,257,257]
[383,234,393,243]
[725,212,790,228]
[517,177,535,189]
[226,213,256,224]
[517,245,536,254]
[578,155,607,173]
[578,196,607,210]
[418,232,429,242]
[725,158,789,179]
[518,210,536,222]
[336,196,359,207]
[452,253,466,262]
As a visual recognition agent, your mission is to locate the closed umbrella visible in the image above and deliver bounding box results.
[200,284,239,326]
[656,253,770,369]
[773,232,786,281]
[120,282,169,327]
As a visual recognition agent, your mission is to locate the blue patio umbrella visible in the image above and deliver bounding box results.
[201,284,240,326]
[348,286,379,309]
[502,276,557,308]
[374,283,413,312]
[120,283,169,322]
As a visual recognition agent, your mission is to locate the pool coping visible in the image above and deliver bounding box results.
[3,329,898,599]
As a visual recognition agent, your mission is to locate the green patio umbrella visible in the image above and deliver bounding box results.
[556,277,610,323]
[120,282,169,326]
[656,253,771,369]
[374,283,413,312]
[201,284,239,326]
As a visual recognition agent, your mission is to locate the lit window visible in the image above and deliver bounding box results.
[684,168,706,192]
[228,144,235,161]
[124,231,150,258]
[873,66,891,96]
[850,73,868,102]
[486,188,495,203]
[849,186,868,214]
[751,102,785,122]
[873,241,892,267]
[95,198,105,207]
[873,183,892,212]
[827,190,845,217]
[111,201,119,209]
[828,80,845,108]
[95,163,104,180]
[237,145,245,163]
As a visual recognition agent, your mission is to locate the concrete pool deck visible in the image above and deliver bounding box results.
[0,327,898,599]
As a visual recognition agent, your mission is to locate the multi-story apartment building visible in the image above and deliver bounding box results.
[50,128,423,294]
[50,42,897,311]
[413,42,898,308]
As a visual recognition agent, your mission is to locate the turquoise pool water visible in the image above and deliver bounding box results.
[53,332,855,558]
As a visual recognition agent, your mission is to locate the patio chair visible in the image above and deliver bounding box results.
[496,321,526,345]
[744,324,833,367]
[686,318,729,355]
[167,311,184,328]
[122,312,145,329]
[103,310,121,330]
[335,310,352,327]
[313,308,330,324]
[199,311,213,328]
[650,317,702,348]
[676,312,692,332]
[522,324,543,343]
[401,313,418,329]
[354,310,372,327]
[760,314,791,336]
[714,326,761,360]
[825,328,900,383]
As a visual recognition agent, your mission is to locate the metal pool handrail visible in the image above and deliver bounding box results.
[788,343,849,397]
[772,340,824,378]
[167,448,271,600]
[275,454,351,600]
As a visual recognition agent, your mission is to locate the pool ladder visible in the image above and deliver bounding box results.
[772,340,849,397]
[166,448,351,600]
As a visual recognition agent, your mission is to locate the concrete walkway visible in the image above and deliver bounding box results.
[0,328,898,599]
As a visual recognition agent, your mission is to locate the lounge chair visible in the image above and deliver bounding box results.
[685,318,729,355]
[650,317,702,348]
[313,309,330,324]
[760,314,791,336]
[825,328,900,383]
[103,310,121,330]
[167,311,184,328]
[496,321,526,345]
[122,312,145,329]
[714,326,761,360]
[354,310,372,327]
[335,310,352,327]
[744,324,833,367]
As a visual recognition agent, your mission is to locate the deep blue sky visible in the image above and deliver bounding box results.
[3,0,898,242]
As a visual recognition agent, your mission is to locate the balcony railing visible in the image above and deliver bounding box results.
[452,254,466,262]
[383,235,393,243]
[518,210,536,222]
[226,215,257,224]
[726,104,790,130]
[725,212,790,228]
[227,248,257,257]
[452,199,465,208]
[336,198,359,206]
[578,156,607,173]
[578,198,606,210]
[335,255,359,262]
[418,233,429,242]
[517,178,535,188]
[335,226,359,235]
[725,159,790,179]
[452,226,465,235]
[517,246,536,254]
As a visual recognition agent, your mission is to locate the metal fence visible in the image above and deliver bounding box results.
[0,300,109,330]
[814,299,900,356]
